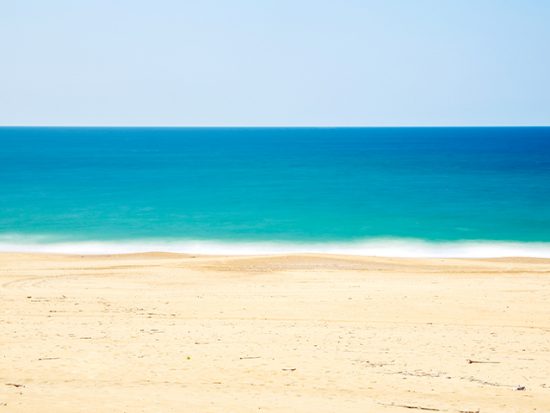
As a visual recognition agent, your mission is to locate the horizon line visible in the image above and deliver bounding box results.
[1,125,549,129]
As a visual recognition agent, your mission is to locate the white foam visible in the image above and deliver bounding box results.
[1,235,550,257]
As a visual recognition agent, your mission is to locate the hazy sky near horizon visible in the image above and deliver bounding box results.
[1,1,549,126]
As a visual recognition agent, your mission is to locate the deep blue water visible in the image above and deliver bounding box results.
[1,127,550,254]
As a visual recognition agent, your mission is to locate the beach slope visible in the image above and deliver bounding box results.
[1,253,549,412]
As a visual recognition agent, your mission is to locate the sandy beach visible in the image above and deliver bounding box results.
[1,252,550,412]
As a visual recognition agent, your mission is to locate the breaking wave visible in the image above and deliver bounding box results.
[1,234,550,258]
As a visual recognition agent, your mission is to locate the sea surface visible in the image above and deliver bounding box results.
[1,127,550,256]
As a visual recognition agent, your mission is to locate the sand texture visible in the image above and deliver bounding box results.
[1,252,550,412]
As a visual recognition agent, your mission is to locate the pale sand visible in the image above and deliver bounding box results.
[1,253,550,412]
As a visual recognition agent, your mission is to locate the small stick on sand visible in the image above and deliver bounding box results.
[467,359,500,364]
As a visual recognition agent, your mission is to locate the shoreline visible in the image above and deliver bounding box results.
[2,237,550,258]
[3,250,550,262]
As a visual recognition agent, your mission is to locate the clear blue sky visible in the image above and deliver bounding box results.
[1,1,549,126]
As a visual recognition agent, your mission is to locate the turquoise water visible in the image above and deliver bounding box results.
[1,127,550,256]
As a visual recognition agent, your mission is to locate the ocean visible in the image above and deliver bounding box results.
[1,127,549,257]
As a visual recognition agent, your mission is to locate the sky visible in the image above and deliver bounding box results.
[1,1,549,126]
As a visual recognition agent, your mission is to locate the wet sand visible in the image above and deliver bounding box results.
[1,252,550,412]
